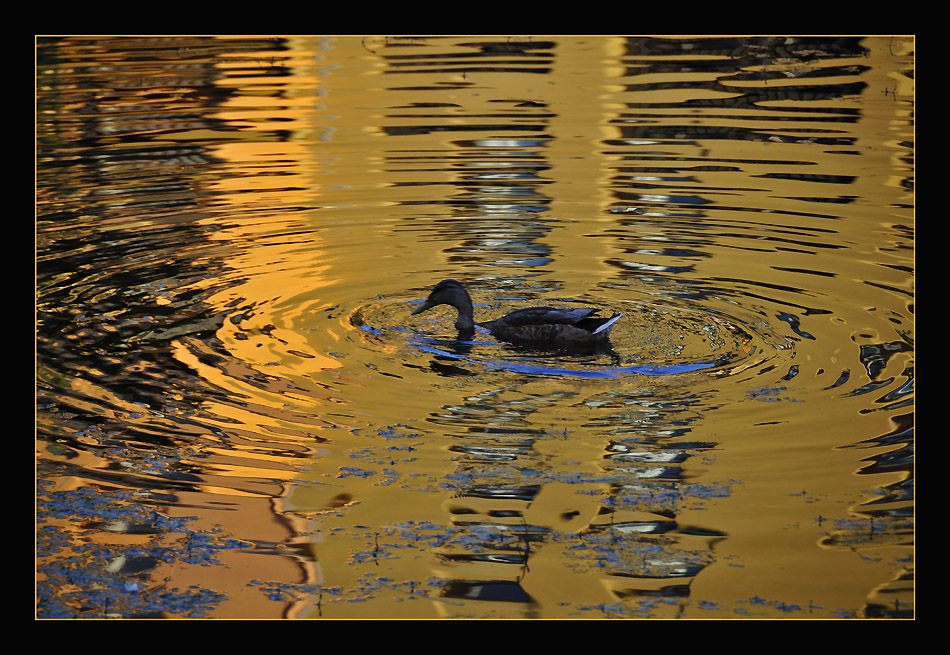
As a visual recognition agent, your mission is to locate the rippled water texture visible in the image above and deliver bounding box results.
[36,36,914,619]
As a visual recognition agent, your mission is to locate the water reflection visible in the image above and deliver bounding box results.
[37,36,913,619]
[415,377,731,617]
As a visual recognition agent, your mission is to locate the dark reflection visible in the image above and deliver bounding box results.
[407,380,730,614]
[364,38,916,616]
[619,36,869,111]
[596,37,891,327]
[371,36,556,79]
[36,36,312,619]
[441,580,535,605]
[37,35,913,619]
[407,335,717,379]
[38,39,238,446]
[854,336,914,380]
[374,39,558,280]
[375,36,905,618]
[36,37,308,452]
[818,410,914,618]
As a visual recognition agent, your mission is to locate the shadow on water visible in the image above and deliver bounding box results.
[409,336,716,379]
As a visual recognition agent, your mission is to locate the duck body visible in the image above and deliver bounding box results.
[411,279,623,346]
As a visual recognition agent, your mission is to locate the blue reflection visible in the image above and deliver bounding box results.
[409,341,713,378]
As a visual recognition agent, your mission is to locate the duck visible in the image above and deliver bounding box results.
[411,279,624,346]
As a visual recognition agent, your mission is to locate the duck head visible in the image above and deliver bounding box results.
[411,279,476,332]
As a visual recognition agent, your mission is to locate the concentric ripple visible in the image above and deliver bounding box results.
[346,289,794,380]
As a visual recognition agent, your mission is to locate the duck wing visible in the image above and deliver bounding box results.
[480,306,599,329]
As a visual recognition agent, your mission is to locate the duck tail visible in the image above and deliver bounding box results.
[593,313,625,335]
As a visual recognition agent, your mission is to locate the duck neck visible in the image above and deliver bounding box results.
[455,311,475,333]
[451,297,476,333]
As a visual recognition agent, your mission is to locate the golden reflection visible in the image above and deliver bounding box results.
[37,36,913,619]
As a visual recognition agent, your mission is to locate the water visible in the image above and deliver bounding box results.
[36,36,914,619]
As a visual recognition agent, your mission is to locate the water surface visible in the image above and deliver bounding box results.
[36,35,914,619]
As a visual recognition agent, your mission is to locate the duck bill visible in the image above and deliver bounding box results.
[411,300,437,316]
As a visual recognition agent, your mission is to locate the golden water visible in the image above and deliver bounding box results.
[36,36,913,619]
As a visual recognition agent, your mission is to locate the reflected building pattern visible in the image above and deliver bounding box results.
[36,36,913,619]
[415,383,727,616]
[364,35,911,617]
[372,39,560,287]
[36,36,326,619]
